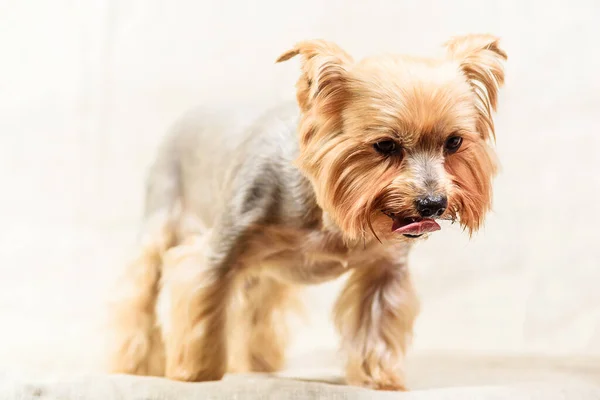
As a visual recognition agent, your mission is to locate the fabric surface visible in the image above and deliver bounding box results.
[1,373,600,400]
[2,353,600,399]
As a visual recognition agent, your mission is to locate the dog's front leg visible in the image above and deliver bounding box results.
[333,255,419,391]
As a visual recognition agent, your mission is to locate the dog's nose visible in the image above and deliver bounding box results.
[415,195,447,218]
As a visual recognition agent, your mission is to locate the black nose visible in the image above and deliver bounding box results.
[415,195,447,218]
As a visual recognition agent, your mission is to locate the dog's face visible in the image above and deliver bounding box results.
[278,35,506,241]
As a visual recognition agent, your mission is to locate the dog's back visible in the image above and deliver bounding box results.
[146,102,300,231]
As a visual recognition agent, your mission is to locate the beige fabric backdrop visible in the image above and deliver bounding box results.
[1,0,599,381]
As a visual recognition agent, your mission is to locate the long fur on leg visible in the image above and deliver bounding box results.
[108,210,174,376]
[162,235,231,381]
[333,256,419,391]
[243,276,300,372]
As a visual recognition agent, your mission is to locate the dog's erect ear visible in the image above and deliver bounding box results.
[445,34,507,141]
[277,40,353,114]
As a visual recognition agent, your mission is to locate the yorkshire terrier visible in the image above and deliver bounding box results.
[109,34,506,390]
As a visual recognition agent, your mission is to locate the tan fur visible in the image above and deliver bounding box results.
[109,34,506,391]
[334,245,418,391]
[108,211,174,376]
[161,234,232,381]
[228,276,301,373]
[445,34,507,141]
[281,35,505,238]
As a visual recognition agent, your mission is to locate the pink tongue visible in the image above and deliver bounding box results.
[392,218,441,235]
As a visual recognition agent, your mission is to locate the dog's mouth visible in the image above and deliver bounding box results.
[382,212,441,238]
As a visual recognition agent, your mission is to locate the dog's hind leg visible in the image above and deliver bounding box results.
[108,211,174,376]
[228,275,301,373]
[108,140,181,376]
[161,231,233,381]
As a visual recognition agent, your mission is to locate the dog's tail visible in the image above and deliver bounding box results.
[108,135,182,376]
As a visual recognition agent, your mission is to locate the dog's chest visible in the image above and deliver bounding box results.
[247,224,393,284]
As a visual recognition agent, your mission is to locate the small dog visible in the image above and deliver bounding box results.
[109,34,506,390]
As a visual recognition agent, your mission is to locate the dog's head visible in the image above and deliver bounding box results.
[277,35,506,241]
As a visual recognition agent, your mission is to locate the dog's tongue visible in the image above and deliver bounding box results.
[392,218,441,235]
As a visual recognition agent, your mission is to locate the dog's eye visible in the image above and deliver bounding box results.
[444,136,463,154]
[374,140,400,155]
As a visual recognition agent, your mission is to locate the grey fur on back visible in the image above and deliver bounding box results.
[144,102,320,241]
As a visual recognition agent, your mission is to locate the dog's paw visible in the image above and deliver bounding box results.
[344,352,408,391]
[371,380,408,391]
[346,371,407,391]
[165,364,225,382]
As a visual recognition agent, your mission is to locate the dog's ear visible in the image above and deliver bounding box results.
[445,34,507,141]
[277,40,353,114]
